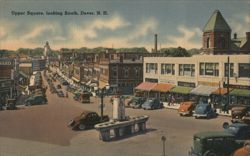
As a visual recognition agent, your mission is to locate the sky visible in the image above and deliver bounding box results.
[0,0,249,51]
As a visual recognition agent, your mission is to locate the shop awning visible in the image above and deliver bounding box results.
[98,81,109,89]
[135,82,157,91]
[229,89,250,97]
[190,85,218,96]
[151,83,174,92]
[71,76,80,82]
[212,88,233,95]
[170,86,193,94]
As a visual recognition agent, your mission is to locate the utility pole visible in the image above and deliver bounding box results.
[226,56,230,112]
[100,88,104,121]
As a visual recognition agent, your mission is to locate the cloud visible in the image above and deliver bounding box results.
[129,17,158,39]
[228,14,250,36]
[69,14,130,42]
[163,25,202,49]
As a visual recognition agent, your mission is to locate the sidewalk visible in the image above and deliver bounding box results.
[163,102,231,117]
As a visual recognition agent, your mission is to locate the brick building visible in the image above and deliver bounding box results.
[202,10,250,54]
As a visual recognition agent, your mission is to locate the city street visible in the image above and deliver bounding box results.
[0,75,232,156]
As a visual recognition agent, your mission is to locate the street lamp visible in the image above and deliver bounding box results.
[94,85,110,121]
[161,136,166,156]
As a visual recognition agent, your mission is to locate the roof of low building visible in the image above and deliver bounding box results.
[231,37,248,50]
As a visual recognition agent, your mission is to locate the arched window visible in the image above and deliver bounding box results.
[206,37,210,48]
[219,37,225,49]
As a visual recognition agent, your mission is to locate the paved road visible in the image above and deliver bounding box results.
[0,72,232,156]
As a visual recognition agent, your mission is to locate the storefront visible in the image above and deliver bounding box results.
[134,82,157,98]
[190,85,218,103]
[151,83,174,102]
[170,86,193,104]
[229,89,250,106]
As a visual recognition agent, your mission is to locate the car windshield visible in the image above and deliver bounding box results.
[196,105,206,111]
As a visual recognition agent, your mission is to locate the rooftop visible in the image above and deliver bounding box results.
[203,10,231,32]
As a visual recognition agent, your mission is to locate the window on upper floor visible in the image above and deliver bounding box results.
[206,37,210,48]
[146,63,158,74]
[224,63,234,77]
[179,64,195,77]
[161,64,175,75]
[239,63,250,78]
[200,62,219,77]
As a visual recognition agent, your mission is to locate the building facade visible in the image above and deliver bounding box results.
[144,55,250,89]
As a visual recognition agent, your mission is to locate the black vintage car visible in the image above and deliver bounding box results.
[189,132,243,156]
[68,111,109,130]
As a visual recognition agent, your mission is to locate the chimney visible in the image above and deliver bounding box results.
[246,32,250,41]
[234,33,237,39]
[154,34,158,53]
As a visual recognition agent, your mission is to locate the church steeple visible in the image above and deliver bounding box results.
[202,10,231,54]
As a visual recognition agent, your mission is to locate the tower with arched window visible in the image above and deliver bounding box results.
[202,10,231,54]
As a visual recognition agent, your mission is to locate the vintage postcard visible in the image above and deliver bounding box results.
[0,0,249,156]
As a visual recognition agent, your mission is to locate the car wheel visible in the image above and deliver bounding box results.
[204,151,217,156]
[78,124,86,130]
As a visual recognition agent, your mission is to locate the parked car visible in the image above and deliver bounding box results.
[68,111,109,130]
[62,81,69,86]
[142,98,162,110]
[73,92,91,103]
[25,95,47,106]
[129,97,146,109]
[178,101,196,116]
[233,140,250,156]
[57,90,65,97]
[57,84,62,89]
[231,105,250,124]
[189,131,243,156]
[5,99,16,110]
[193,103,217,119]
[223,122,250,141]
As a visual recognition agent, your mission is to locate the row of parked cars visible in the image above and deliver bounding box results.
[178,101,217,119]
[25,88,47,106]
[188,105,250,156]
[125,97,163,110]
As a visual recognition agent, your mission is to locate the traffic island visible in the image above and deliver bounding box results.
[94,96,149,141]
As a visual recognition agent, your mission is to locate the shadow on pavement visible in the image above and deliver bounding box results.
[105,128,157,142]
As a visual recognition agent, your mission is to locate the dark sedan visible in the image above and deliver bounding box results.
[142,98,162,110]
[129,97,146,109]
[224,123,250,141]
[68,111,109,130]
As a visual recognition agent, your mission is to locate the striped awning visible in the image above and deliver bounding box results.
[170,86,193,94]
[190,85,218,96]
[135,82,157,91]
[229,89,250,97]
[212,88,233,95]
[151,83,174,92]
